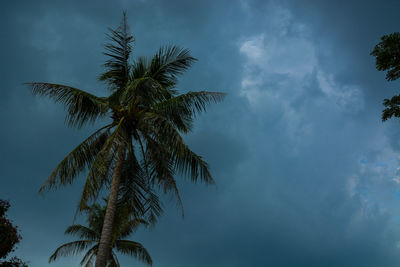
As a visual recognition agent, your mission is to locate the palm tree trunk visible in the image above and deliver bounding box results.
[95,143,125,267]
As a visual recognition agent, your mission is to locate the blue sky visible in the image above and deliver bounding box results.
[2,0,400,266]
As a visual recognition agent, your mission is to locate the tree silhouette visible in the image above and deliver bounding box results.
[49,201,152,266]
[28,12,224,266]
[0,199,27,267]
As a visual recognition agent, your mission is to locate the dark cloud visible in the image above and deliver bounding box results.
[2,1,400,266]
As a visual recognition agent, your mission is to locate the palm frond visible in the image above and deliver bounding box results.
[132,57,149,79]
[119,173,162,226]
[154,91,226,133]
[99,11,134,91]
[120,174,163,225]
[26,82,108,128]
[120,77,159,106]
[79,119,126,209]
[40,125,112,192]
[80,244,98,266]
[115,240,152,266]
[85,253,96,267]
[135,135,164,224]
[174,145,214,184]
[141,132,184,215]
[49,240,94,262]
[141,112,214,184]
[118,137,163,224]
[81,203,106,232]
[65,224,99,240]
[117,137,146,215]
[117,218,148,239]
[149,45,197,89]
[109,251,120,267]
[143,189,163,226]
[119,174,147,218]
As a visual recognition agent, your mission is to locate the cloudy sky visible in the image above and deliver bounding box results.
[2,0,400,266]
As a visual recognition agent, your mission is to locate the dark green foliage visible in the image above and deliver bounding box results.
[371,32,400,121]
[99,11,133,91]
[0,200,27,267]
[371,32,400,82]
[49,201,152,266]
[24,83,109,128]
[0,199,10,217]
[0,200,20,259]
[382,95,400,121]
[0,257,28,267]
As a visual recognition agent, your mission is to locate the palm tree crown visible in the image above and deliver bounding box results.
[49,201,152,266]
[27,12,225,266]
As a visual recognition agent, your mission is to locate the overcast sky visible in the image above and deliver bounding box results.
[2,0,400,266]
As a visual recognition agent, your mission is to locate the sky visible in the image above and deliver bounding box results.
[2,0,400,266]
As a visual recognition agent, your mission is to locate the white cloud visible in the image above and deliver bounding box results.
[238,5,364,149]
[346,134,400,220]
[236,6,399,223]
[239,32,317,79]
[316,70,364,113]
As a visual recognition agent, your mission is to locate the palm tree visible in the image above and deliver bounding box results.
[49,201,152,266]
[27,12,225,267]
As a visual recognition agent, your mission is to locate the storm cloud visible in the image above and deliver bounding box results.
[2,0,400,266]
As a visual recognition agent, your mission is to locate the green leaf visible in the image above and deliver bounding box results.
[39,125,112,192]
[154,91,226,133]
[81,244,98,266]
[79,119,125,209]
[99,11,134,91]
[65,224,99,240]
[26,82,108,128]
[115,240,152,266]
[49,240,94,262]
[149,45,197,88]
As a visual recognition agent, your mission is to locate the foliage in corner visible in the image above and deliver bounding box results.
[371,32,400,121]
[0,200,28,267]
